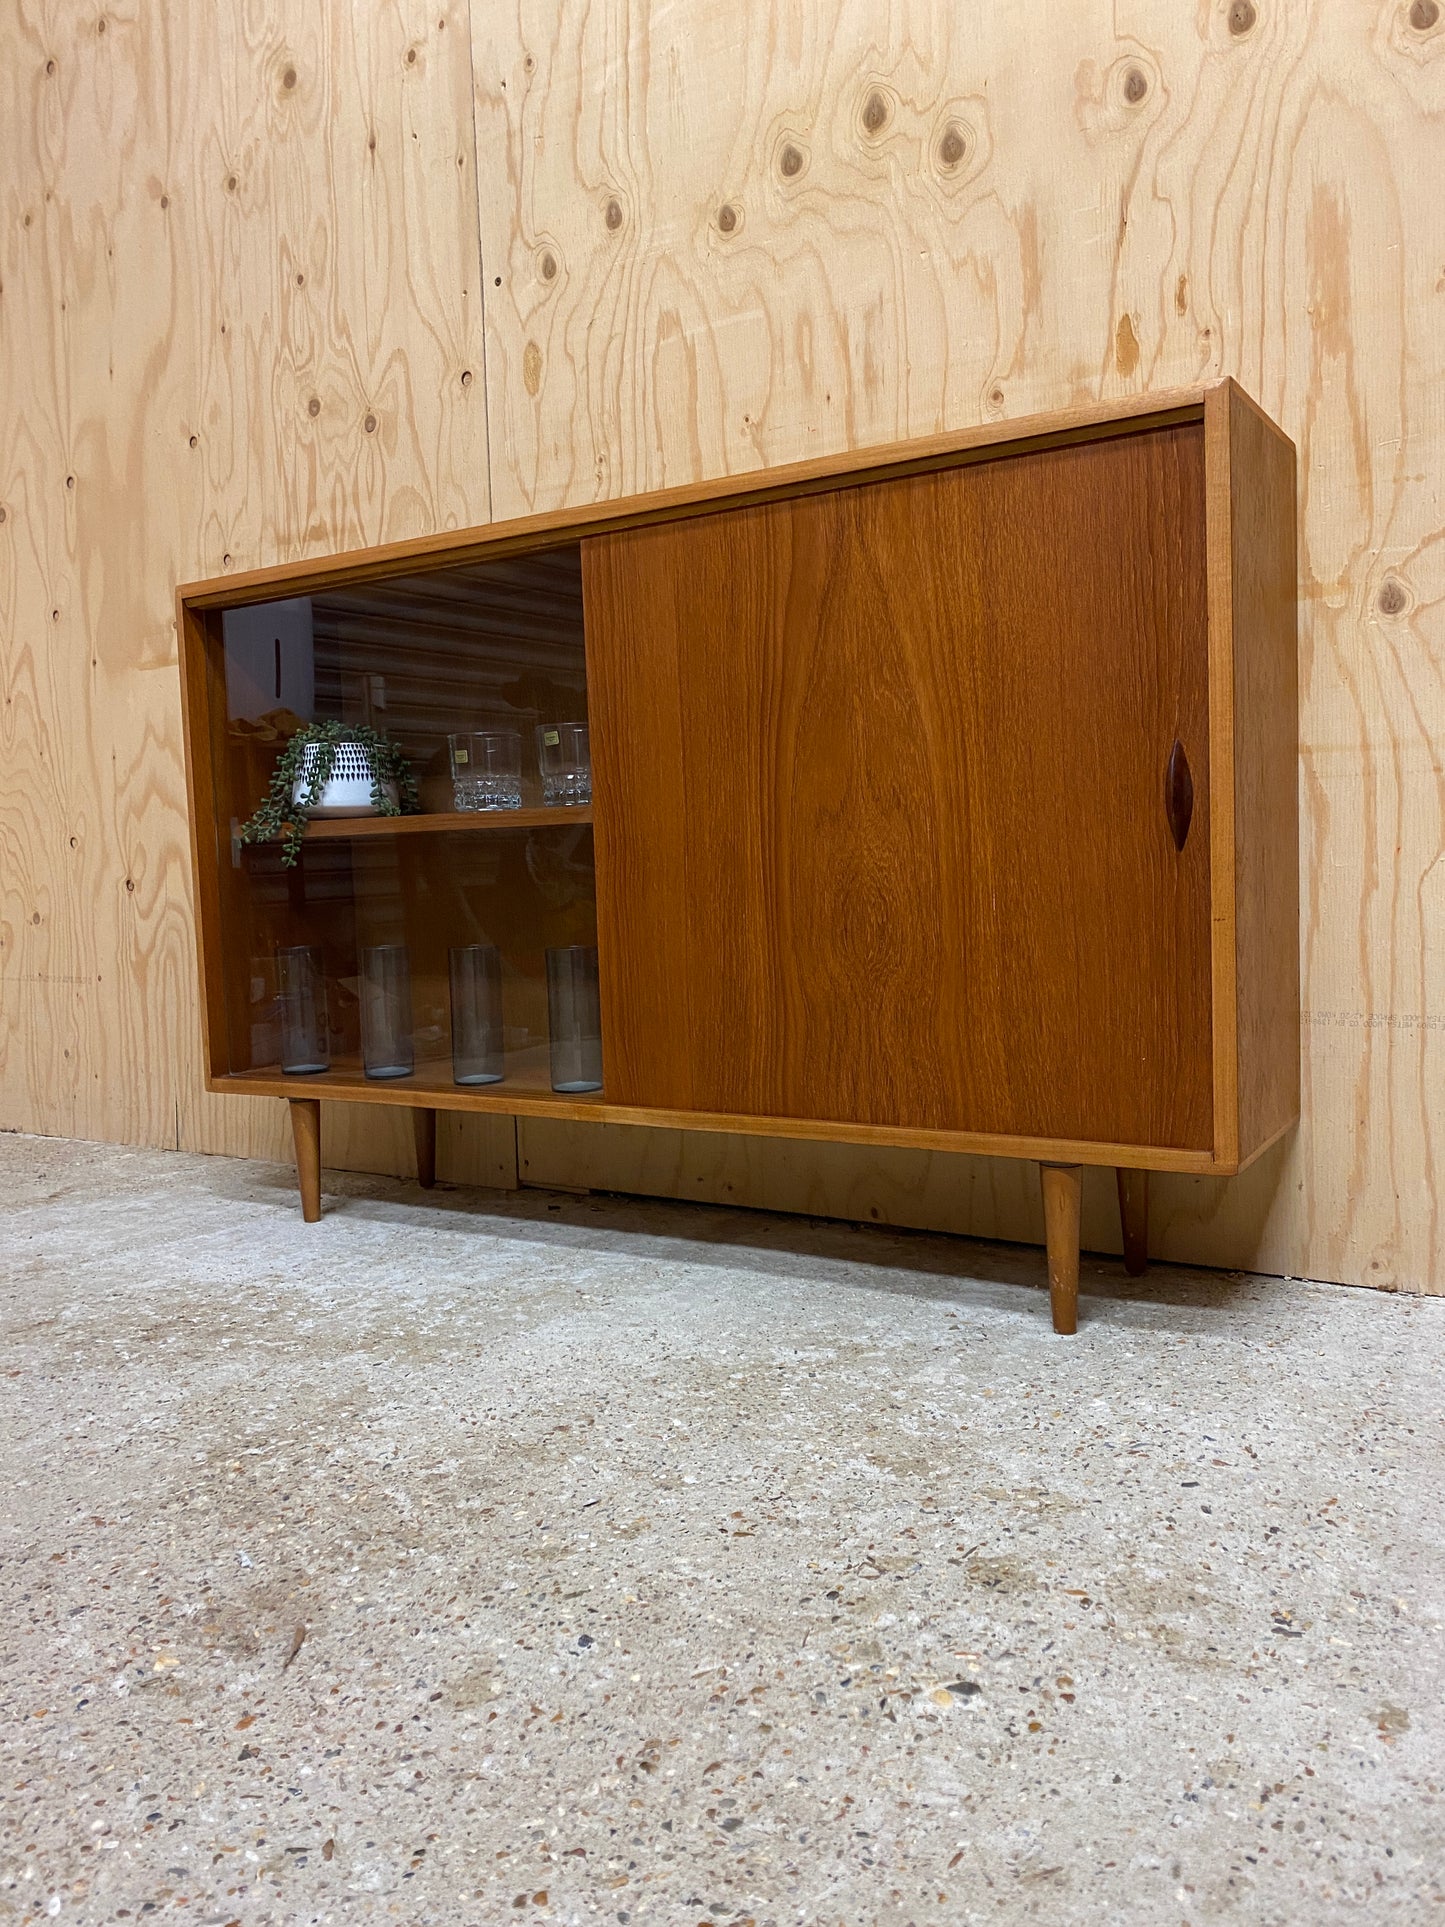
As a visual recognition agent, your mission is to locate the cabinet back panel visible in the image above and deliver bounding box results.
[586,425,1213,1149]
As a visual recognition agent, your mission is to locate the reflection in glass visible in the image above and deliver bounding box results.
[546,944,603,1093]
[361,943,414,1079]
[450,944,504,1085]
[536,721,591,806]
[277,945,329,1074]
[210,548,595,1087]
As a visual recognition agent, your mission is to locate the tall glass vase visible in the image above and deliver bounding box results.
[277,945,329,1074]
[360,943,414,1079]
[450,944,504,1085]
[545,945,603,1093]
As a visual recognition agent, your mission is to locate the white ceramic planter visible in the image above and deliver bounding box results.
[291,740,399,819]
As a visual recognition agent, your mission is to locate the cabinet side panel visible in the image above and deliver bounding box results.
[177,602,231,1081]
[587,428,1213,1149]
[1230,386,1301,1160]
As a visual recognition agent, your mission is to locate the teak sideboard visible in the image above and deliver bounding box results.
[178,380,1299,1333]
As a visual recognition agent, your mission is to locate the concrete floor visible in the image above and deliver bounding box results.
[0,1137,1441,1927]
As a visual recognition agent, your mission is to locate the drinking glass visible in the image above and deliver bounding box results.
[545,945,603,1092]
[277,945,329,1074]
[535,721,591,806]
[449,729,522,811]
[449,944,504,1085]
[360,943,414,1079]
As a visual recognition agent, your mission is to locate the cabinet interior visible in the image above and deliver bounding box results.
[207,543,597,1099]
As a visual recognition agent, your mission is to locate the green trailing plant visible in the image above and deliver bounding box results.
[240,720,419,868]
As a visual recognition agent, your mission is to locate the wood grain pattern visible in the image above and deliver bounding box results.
[289,1096,322,1222]
[0,0,504,1188]
[4,0,1440,1293]
[179,391,1207,610]
[1040,1163,1083,1334]
[1117,1167,1150,1276]
[412,1106,437,1189]
[209,1062,1229,1172]
[587,426,1214,1147]
[476,1,1444,1292]
[300,806,593,841]
[1225,384,1301,1163]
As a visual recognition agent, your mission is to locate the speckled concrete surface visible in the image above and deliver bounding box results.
[0,1134,1441,1927]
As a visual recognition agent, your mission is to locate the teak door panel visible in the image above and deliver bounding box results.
[585,425,1213,1149]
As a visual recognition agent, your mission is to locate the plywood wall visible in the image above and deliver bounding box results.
[3,0,1441,1290]
[0,0,512,1187]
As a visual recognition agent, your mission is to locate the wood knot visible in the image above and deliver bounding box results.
[188,434,198,448]
[1410,0,1439,27]
[307,397,320,418]
[1123,65,1149,104]
[406,46,417,65]
[283,65,297,88]
[540,250,557,280]
[522,340,543,396]
[1228,0,1257,34]
[45,58,55,75]
[460,369,473,387]
[225,174,237,192]
[861,89,889,135]
[717,202,738,234]
[1377,577,1408,616]
[779,142,805,179]
[605,198,622,230]
[363,412,377,434]
[938,121,970,169]
[1115,312,1141,377]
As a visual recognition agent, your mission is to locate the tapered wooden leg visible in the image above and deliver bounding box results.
[1040,1163,1083,1335]
[1116,1167,1149,1276]
[288,1098,322,1224]
[412,1106,437,1189]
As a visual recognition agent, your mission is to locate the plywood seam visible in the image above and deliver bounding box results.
[459,0,496,521]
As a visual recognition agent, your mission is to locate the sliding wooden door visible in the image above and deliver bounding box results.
[584,424,1213,1151]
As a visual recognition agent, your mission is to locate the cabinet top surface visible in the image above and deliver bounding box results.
[179,378,1287,612]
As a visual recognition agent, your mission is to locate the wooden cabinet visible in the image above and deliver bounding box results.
[178,380,1298,1330]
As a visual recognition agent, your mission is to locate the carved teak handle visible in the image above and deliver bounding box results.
[1165,738,1194,852]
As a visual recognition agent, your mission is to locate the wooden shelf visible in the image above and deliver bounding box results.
[296,804,592,841]
[219,1050,608,1122]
